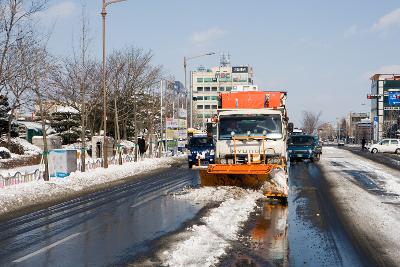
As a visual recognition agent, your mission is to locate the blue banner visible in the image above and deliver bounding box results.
[388,91,400,106]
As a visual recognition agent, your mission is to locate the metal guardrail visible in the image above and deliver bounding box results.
[0,169,43,188]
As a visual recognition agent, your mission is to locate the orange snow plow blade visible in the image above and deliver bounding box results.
[199,164,288,198]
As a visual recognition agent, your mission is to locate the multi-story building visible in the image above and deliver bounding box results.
[370,74,400,141]
[192,65,254,128]
[348,112,370,142]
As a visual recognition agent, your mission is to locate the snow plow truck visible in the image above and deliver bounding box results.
[199,91,289,199]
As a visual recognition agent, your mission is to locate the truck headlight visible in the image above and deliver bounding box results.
[288,150,293,153]
[308,149,312,154]
[210,149,215,155]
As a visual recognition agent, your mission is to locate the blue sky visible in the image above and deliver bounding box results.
[39,0,400,125]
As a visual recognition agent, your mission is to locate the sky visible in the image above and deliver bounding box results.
[37,0,400,126]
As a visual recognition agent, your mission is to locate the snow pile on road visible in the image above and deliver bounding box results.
[0,155,185,216]
[261,167,288,196]
[163,187,262,267]
[174,186,258,202]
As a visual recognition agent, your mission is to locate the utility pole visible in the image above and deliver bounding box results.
[160,80,163,157]
[101,0,127,168]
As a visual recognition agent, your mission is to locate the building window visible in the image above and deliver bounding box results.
[204,77,213,82]
[197,114,203,118]
[197,105,203,109]
[226,86,232,91]
[211,96,218,100]
[197,78,203,83]
[212,87,218,91]
[212,105,218,109]
[219,87,225,91]
[204,105,211,109]
[197,87,203,91]
[204,87,211,91]
[196,96,203,100]
[204,96,211,100]
[204,114,212,118]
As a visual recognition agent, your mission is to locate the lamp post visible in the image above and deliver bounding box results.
[101,0,126,168]
[183,52,215,128]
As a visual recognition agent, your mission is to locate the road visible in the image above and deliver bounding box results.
[0,153,389,267]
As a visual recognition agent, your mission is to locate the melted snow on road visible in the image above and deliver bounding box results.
[163,187,263,267]
[321,147,400,266]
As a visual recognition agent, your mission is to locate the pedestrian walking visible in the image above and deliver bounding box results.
[138,136,146,157]
[361,137,366,150]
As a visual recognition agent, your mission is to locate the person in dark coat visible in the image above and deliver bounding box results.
[138,136,146,157]
[361,137,366,150]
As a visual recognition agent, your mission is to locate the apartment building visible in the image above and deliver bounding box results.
[192,65,254,128]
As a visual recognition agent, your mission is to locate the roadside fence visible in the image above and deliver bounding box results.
[1,153,168,189]
[0,169,43,189]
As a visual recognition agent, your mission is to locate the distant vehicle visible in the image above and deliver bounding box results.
[291,128,303,135]
[369,139,400,154]
[187,135,215,168]
[337,139,345,146]
[288,135,322,162]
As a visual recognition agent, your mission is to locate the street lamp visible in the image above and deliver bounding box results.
[101,0,127,168]
[183,52,215,128]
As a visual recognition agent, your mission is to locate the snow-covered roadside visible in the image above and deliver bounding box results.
[0,155,185,216]
[320,147,400,265]
[162,187,263,267]
[0,164,43,177]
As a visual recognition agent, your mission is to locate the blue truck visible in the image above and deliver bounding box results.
[287,135,322,162]
[187,135,215,168]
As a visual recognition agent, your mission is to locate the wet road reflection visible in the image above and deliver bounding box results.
[0,167,202,267]
[221,201,288,267]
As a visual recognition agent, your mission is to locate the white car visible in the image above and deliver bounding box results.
[369,139,400,154]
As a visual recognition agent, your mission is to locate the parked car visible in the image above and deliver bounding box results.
[369,139,400,154]
[337,139,345,146]
[287,135,322,162]
[187,135,215,168]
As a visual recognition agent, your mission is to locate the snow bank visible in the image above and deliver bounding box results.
[13,137,42,155]
[174,186,257,202]
[0,155,185,216]
[0,147,11,154]
[261,167,288,196]
[163,187,262,267]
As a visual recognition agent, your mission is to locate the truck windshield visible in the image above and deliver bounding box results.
[189,137,214,147]
[219,114,282,140]
[289,136,314,146]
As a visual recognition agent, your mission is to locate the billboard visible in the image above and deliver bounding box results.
[232,66,248,73]
[388,91,400,106]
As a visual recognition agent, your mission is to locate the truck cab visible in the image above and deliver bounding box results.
[187,135,215,168]
[288,135,321,162]
[216,109,286,164]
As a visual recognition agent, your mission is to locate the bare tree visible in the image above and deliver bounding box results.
[0,0,47,90]
[301,110,322,135]
[3,34,37,147]
[29,44,54,181]
[49,5,100,171]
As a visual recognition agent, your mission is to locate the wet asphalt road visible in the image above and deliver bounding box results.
[0,165,201,267]
[0,159,380,267]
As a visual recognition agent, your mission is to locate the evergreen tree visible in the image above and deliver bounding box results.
[50,110,81,144]
[0,95,11,136]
